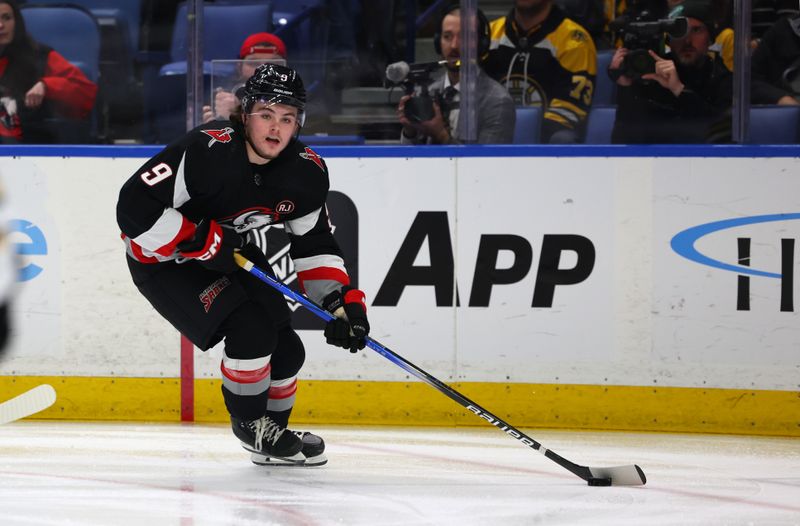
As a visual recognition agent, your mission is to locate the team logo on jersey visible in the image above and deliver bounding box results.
[504,73,545,107]
[223,208,279,234]
[299,147,324,172]
[201,127,234,147]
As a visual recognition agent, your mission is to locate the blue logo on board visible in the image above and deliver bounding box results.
[671,213,799,311]
[10,219,48,281]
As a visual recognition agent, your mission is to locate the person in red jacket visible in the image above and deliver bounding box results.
[0,0,97,143]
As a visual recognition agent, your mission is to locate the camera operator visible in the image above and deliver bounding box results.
[609,0,732,143]
[396,5,515,145]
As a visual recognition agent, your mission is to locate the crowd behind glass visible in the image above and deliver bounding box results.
[1,0,797,146]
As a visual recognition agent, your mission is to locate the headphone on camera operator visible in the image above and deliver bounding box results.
[433,4,491,57]
[401,4,491,124]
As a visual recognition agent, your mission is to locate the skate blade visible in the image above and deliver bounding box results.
[250,451,327,467]
[241,444,305,465]
[301,453,327,466]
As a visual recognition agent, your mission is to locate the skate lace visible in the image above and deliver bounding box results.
[251,417,285,451]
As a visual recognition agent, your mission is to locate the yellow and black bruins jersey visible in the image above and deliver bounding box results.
[484,6,597,136]
[714,27,734,72]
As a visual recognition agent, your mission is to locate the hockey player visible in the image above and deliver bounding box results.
[116,64,370,466]
[484,0,597,143]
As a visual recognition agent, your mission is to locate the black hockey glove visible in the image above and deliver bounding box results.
[321,286,370,353]
[177,219,243,274]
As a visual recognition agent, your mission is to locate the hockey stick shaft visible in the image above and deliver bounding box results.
[234,253,645,485]
[0,384,56,425]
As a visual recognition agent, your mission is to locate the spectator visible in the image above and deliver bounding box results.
[751,15,800,106]
[608,0,732,143]
[600,0,627,48]
[697,0,797,74]
[202,32,287,123]
[555,0,609,49]
[713,26,735,72]
[0,0,97,143]
[396,5,515,145]
[484,0,597,144]
[753,0,800,42]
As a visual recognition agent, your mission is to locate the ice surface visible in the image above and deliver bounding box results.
[1,422,798,525]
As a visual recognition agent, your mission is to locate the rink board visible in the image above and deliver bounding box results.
[0,148,798,434]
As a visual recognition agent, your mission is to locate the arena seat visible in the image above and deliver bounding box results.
[22,1,142,142]
[22,0,141,56]
[19,4,101,142]
[583,106,617,144]
[513,107,542,144]
[168,2,274,64]
[145,2,274,143]
[749,105,800,144]
[19,4,101,82]
[594,49,617,106]
[270,0,329,94]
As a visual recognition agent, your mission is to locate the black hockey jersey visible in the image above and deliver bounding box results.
[116,121,349,303]
[484,6,597,139]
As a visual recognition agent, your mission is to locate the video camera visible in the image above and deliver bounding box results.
[385,60,448,123]
[610,13,688,80]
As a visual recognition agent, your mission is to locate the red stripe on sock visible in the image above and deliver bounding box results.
[269,379,298,399]
[220,361,272,384]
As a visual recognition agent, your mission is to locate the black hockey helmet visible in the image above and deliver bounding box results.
[236,63,306,126]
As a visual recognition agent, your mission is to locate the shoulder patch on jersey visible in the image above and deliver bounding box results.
[571,29,587,43]
[299,147,325,172]
[276,200,295,214]
[201,127,235,147]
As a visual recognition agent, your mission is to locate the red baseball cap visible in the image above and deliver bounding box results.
[239,33,287,59]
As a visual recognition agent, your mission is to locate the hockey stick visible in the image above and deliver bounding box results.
[0,384,56,425]
[234,253,646,486]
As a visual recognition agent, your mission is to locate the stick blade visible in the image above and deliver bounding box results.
[589,464,647,486]
[0,384,57,425]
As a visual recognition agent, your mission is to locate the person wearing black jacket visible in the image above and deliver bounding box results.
[608,0,732,143]
[751,15,800,106]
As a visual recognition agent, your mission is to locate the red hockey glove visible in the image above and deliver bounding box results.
[177,219,243,274]
[321,286,370,353]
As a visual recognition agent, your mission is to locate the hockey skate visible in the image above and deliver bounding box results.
[231,415,305,465]
[250,430,328,467]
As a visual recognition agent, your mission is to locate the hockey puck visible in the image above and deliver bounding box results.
[587,477,613,486]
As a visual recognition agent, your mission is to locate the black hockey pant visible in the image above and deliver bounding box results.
[127,255,305,422]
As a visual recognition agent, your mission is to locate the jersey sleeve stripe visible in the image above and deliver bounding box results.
[132,208,194,257]
[284,206,322,236]
[173,151,190,208]
[293,253,347,273]
[296,266,350,285]
[123,236,161,263]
